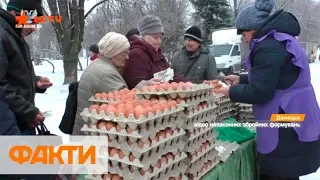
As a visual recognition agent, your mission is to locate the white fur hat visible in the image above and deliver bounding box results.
[98,32,130,58]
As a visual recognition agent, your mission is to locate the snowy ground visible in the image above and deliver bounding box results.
[34,58,320,179]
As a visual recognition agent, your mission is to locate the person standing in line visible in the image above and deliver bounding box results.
[0,0,53,136]
[215,0,320,179]
[123,15,187,89]
[171,26,218,83]
[89,44,99,61]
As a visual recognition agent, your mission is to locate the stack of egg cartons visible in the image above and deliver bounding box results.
[80,88,188,180]
[136,82,220,180]
[203,81,235,123]
[235,103,255,123]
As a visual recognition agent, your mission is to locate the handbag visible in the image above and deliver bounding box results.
[36,122,63,146]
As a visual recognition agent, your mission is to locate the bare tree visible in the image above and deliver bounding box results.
[46,0,110,84]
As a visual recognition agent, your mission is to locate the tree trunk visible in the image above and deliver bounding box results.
[63,52,78,84]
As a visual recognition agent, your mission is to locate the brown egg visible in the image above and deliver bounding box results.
[170,82,179,91]
[165,153,174,161]
[148,167,153,173]
[119,163,125,170]
[154,135,159,142]
[134,109,147,120]
[89,104,100,113]
[109,148,118,157]
[158,131,166,140]
[129,153,135,162]
[137,139,144,148]
[156,159,161,168]
[129,166,134,173]
[94,93,102,99]
[165,128,174,136]
[169,177,175,180]
[115,108,126,117]
[127,139,133,146]
[148,85,157,92]
[139,169,145,175]
[105,106,117,115]
[88,122,95,128]
[103,174,112,180]
[111,174,122,180]
[177,175,182,180]
[118,150,125,159]
[161,157,167,164]
[106,122,116,130]
[98,121,107,129]
[141,86,149,93]
[107,93,114,100]
[144,106,153,115]
[115,124,122,132]
[126,126,133,133]
[108,136,112,142]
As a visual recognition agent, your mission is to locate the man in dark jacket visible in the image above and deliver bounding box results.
[0,0,52,135]
[171,26,218,83]
[215,0,320,179]
[0,89,20,135]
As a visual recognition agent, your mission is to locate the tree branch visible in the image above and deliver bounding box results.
[84,0,110,19]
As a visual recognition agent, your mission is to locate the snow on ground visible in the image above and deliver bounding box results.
[34,59,320,179]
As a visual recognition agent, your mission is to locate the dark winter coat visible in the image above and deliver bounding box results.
[123,36,187,89]
[0,89,20,135]
[230,10,320,177]
[171,45,218,83]
[0,9,46,133]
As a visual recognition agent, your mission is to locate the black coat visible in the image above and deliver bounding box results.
[0,90,20,135]
[0,9,46,132]
[231,10,320,178]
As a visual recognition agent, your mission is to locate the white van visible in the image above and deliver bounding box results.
[209,28,249,74]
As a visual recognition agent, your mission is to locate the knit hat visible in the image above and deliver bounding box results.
[125,28,139,39]
[7,0,43,16]
[235,0,274,34]
[89,44,99,54]
[98,32,130,59]
[185,26,202,43]
[137,15,164,35]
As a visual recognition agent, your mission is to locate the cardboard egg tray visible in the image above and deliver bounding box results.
[186,148,219,174]
[81,115,185,138]
[88,96,119,103]
[215,140,239,162]
[186,126,215,141]
[184,131,217,153]
[184,114,217,131]
[80,106,184,129]
[238,113,254,119]
[86,152,187,180]
[216,112,234,122]
[184,102,218,119]
[136,84,212,99]
[189,159,221,180]
[176,94,216,110]
[188,141,216,164]
[235,102,252,107]
[217,96,231,104]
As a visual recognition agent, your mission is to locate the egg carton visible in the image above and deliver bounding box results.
[185,102,218,119]
[216,112,234,122]
[239,108,253,113]
[107,130,185,157]
[184,114,217,131]
[238,113,255,119]
[215,140,239,162]
[189,142,216,164]
[105,133,185,166]
[87,152,187,180]
[186,126,215,141]
[88,96,120,103]
[217,107,235,116]
[187,149,219,174]
[81,114,185,138]
[184,132,217,153]
[136,83,212,99]
[235,103,252,107]
[151,170,188,180]
[81,106,184,129]
[177,95,217,110]
[188,159,220,180]
[218,100,235,108]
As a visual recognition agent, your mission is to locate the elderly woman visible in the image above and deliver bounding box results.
[215,0,320,179]
[72,32,156,135]
[123,15,186,89]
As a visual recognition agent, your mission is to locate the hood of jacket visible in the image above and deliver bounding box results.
[129,36,166,63]
[255,10,300,39]
[0,8,22,38]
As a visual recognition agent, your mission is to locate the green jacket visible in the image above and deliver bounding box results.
[171,45,218,83]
